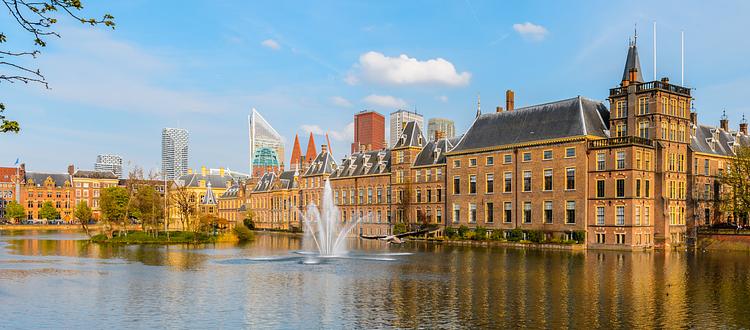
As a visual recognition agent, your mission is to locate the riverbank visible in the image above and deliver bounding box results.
[0,224,140,231]
[90,231,242,244]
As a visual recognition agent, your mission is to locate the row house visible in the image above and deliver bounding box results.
[69,165,119,219]
[0,166,20,219]
[329,149,392,237]
[390,121,426,225]
[407,134,457,227]
[218,182,248,227]
[249,170,300,231]
[21,171,74,220]
[168,166,244,228]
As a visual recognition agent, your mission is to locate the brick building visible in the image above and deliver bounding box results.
[70,165,120,220]
[21,170,74,221]
[352,110,385,153]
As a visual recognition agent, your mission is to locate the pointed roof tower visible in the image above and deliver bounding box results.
[290,134,302,169]
[201,181,218,205]
[305,132,317,163]
[621,34,644,85]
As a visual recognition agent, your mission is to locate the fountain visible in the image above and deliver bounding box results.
[300,180,360,257]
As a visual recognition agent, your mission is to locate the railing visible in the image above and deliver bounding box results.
[588,136,655,149]
[609,80,691,97]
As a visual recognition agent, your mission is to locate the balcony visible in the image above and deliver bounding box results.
[609,80,691,97]
[588,136,655,149]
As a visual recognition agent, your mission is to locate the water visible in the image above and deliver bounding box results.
[1,230,750,329]
[300,180,358,257]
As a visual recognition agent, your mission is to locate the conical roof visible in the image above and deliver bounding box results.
[621,42,643,84]
[305,132,317,162]
[290,134,302,168]
[201,181,218,205]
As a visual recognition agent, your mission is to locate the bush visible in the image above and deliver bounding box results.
[243,218,255,230]
[506,229,523,241]
[444,227,458,239]
[490,230,505,241]
[393,222,407,235]
[457,225,470,239]
[572,230,586,243]
[233,225,255,241]
[526,230,544,243]
[474,226,487,240]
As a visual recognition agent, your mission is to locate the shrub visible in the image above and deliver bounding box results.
[490,230,505,241]
[393,222,407,235]
[233,225,255,241]
[526,230,544,243]
[572,230,586,243]
[457,225,470,239]
[474,226,488,240]
[243,218,255,230]
[444,227,458,239]
[506,229,523,241]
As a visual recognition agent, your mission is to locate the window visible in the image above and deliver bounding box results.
[639,121,649,139]
[522,152,531,162]
[645,152,651,170]
[486,174,494,193]
[616,151,626,169]
[596,180,605,198]
[415,171,420,183]
[523,171,532,192]
[469,158,477,167]
[543,169,553,191]
[437,188,442,202]
[469,203,477,223]
[436,168,443,180]
[377,188,383,203]
[638,97,648,115]
[616,233,626,245]
[566,168,575,190]
[452,204,460,223]
[504,172,512,192]
[616,206,625,225]
[661,97,668,113]
[543,150,553,160]
[342,190,347,205]
[644,206,650,225]
[566,201,576,224]
[565,147,576,158]
[359,189,364,204]
[596,233,606,244]
[436,209,442,224]
[367,188,373,204]
[415,189,422,203]
[544,201,553,224]
[453,160,461,168]
[427,189,432,203]
[635,206,641,225]
[616,123,627,137]
[596,206,605,225]
[396,151,404,164]
[504,202,512,223]
[453,176,460,195]
[616,179,625,197]
[597,153,606,170]
[523,202,532,223]
[636,179,641,198]
[704,159,710,175]
[469,175,477,194]
[635,151,642,170]
[486,156,494,165]
[426,169,431,182]
[503,154,512,164]
[485,202,494,223]
[615,100,626,118]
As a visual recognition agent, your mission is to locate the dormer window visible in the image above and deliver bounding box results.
[400,135,406,145]
[418,136,423,145]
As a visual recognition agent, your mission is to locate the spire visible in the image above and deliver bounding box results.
[290,134,302,169]
[325,133,333,155]
[201,181,217,205]
[721,109,728,120]
[476,93,481,118]
[305,132,317,162]
[621,31,644,85]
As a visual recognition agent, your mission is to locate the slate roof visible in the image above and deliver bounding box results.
[175,172,243,189]
[393,121,425,149]
[277,170,298,189]
[219,184,240,198]
[451,96,610,153]
[25,172,72,188]
[253,172,276,192]
[73,170,118,180]
[690,124,750,156]
[330,150,391,179]
[413,136,462,166]
[201,182,218,205]
[622,43,644,83]
[302,151,336,176]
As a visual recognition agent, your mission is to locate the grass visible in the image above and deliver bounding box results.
[92,231,222,244]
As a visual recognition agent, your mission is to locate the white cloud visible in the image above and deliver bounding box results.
[512,22,549,41]
[347,51,471,87]
[363,94,408,109]
[330,96,352,107]
[300,122,354,142]
[437,95,449,102]
[261,39,281,50]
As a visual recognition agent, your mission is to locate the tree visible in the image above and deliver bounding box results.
[170,183,196,232]
[38,201,59,220]
[133,185,163,235]
[100,186,128,237]
[74,200,92,237]
[1,0,115,133]
[721,146,750,226]
[5,200,25,223]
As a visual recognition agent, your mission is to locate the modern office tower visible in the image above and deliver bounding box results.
[248,108,285,177]
[427,118,456,140]
[162,128,189,181]
[351,110,385,153]
[390,109,424,147]
[94,154,123,178]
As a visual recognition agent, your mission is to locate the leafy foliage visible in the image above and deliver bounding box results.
[392,222,407,235]
[721,146,750,224]
[233,225,254,241]
[74,200,92,222]
[38,201,59,220]
[5,200,25,221]
[100,186,129,224]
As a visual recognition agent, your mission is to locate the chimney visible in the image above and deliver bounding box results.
[661,77,670,84]
[67,164,75,175]
[740,115,748,135]
[219,167,225,176]
[321,144,328,153]
[201,166,207,176]
[496,106,503,113]
[434,130,444,141]
[506,90,515,111]
[720,118,729,131]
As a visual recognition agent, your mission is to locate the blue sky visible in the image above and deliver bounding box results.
[2,1,749,174]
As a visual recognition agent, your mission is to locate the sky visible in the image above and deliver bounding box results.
[2,0,749,175]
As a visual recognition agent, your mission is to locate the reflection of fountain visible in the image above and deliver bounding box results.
[301,180,360,257]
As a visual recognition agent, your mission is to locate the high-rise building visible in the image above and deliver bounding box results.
[94,154,123,178]
[390,110,423,147]
[427,118,455,140]
[248,108,285,177]
[352,110,385,153]
[162,128,189,181]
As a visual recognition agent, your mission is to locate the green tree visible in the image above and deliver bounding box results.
[1,0,115,133]
[38,201,59,220]
[721,146,750,226]
[5,200,25,222]
[74,200,92,237]
[132,185,163,234]
[100,186,129,236]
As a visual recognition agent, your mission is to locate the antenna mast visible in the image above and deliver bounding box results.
[681,30,685,86]
[653,21,657,81]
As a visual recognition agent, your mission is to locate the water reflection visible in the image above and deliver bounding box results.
[1,230,749,328]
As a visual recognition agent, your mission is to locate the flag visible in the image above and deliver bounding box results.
[14,158,19,165]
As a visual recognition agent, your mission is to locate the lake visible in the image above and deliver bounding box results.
[1,230,749,329]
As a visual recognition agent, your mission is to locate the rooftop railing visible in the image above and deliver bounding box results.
[588,136,655,149]
[609,80,691,97]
